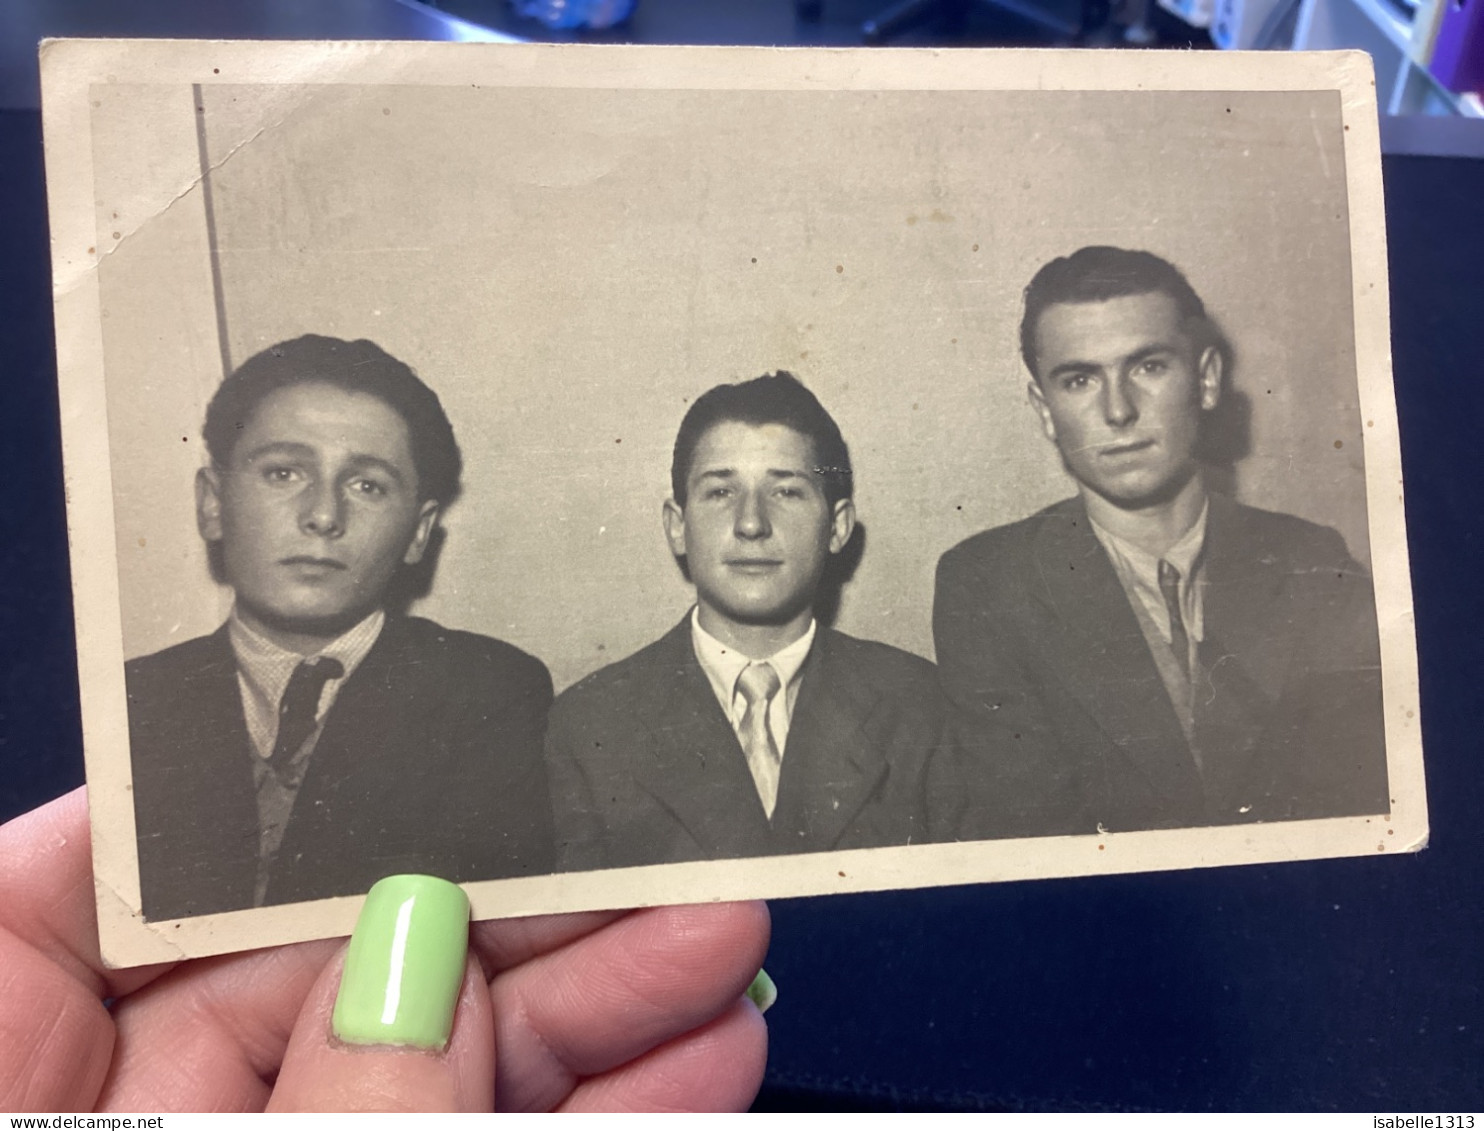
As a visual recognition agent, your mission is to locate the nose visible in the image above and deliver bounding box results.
[733,489,772,541]
[1103,374,1139,427]
[299,478,345,539]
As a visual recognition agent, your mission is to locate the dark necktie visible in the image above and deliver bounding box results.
[1158,559,1190,680]
[269,657,344,772]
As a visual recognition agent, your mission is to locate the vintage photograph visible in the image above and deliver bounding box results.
[40,42,1424,965]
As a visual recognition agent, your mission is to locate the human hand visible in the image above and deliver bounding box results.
[0,788,771,1112]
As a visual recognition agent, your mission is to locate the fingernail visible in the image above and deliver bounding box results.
[331,875,470,1050]
[746,968,778,1015]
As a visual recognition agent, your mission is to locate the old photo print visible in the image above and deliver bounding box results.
[40,41,1424,965]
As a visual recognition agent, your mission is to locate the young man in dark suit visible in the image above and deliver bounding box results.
[546,373,947,870]
[933,247,1389,838]
[127,335,555,920]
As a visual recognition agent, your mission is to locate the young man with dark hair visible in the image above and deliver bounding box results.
[127,335,555,920]
[933,246,1388,837]
[546,372,947,870]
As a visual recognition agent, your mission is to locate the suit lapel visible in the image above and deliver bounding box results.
[627,622,775,857]
[171,628,261,913]
[1200,497,1291,694]
[772,630,890,850]
[190,625,258,792]
[270,618,419,897]
[1195,497,1289,811]
[1030,501,1206,813]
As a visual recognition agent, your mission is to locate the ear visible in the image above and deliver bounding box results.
[662,497,688,560]
[1027,380,1057,443]
[1197,345,1223,412]
[827,498,857,555]
[196,467,224,543]
[402,500,440,565]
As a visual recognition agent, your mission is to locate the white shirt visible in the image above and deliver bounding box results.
[1089,503,1209,751]
[689,606,815,764]
[1089,502,1209,649]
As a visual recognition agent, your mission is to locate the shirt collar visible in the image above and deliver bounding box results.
[229,607,386,715]
[1089,501,1209,643]
[1090,501,1207,580]
[690,606,816,703]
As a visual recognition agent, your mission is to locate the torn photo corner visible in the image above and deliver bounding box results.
[40,39,1425,967]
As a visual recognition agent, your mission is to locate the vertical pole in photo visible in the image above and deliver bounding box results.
[192,83,232,381]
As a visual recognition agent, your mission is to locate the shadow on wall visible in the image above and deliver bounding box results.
[1200,329,1253,501]
[815,519,866,629]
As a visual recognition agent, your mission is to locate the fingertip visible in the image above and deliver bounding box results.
[558,997,770,1113]
[727,900,773,950]
[677,997,771,1112]
[733,992,772,1080]
[650,900,772,988]
[484,899,773,1111]
[718,901,772,998]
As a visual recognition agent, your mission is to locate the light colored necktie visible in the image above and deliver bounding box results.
[737,662,783,819]
[1157,559,1190,681]
[1157,558,1203,765]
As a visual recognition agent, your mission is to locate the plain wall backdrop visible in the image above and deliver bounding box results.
[95,82,1367,692]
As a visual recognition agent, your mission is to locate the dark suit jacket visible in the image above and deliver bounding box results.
[545,620,950,870]
[126,615,555,920]
[932,495,1389,837]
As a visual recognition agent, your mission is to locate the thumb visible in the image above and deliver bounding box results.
[269,876,494,1112]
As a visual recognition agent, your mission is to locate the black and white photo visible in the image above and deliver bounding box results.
[125,335,556,921]
[38,41,1423,965]
[933,246,1389,839]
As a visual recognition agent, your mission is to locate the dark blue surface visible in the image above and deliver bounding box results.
[0,107,1478,1109]
[0,109,81,822]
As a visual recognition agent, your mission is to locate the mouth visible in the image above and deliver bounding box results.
[1099,439,1156,458]
[726,558,784,574]
[280,556,348,572]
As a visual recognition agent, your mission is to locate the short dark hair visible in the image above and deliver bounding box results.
[1019,246,1223,380]
[671,372,853,509]
[202,335,462,505]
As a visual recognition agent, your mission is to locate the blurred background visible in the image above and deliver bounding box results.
[2,0,1481,1113]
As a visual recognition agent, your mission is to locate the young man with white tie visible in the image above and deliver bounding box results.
[546,373,948,870]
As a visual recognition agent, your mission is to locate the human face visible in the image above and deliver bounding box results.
[1027,290,1222,511]
[663,421,854,649]
[196,381,438,652]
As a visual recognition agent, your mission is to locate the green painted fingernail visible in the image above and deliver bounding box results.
[746,968,777,1015]
[331,875,470,1050]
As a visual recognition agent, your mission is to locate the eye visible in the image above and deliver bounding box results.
[702,485,733,501]
[1060,372,1093,392]
[1136,357,1169,376]
[774,485,807,500]
[260,464,303,485]
[348,477,389,499]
